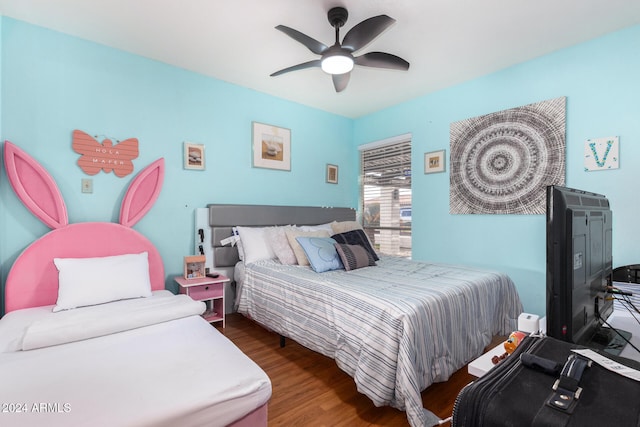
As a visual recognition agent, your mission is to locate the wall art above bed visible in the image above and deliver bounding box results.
[252,122,291,171]
[449,97,566,215]
[326,164,338,183]
[72,129,139,177]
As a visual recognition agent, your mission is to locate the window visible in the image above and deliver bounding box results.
[359,136,411,258]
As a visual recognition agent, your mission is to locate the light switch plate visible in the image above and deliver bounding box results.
[81,178,93,194]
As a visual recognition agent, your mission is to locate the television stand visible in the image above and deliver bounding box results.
[587,326,632,356]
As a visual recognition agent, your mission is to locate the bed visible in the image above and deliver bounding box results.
[0,142,271,427]
[207,203,523,427]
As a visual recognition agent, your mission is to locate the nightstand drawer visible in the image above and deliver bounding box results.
[188,283,223,300]
[175,274,229,327]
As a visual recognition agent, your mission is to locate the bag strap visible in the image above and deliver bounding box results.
[548,353,591,411]
[532,353,591,427]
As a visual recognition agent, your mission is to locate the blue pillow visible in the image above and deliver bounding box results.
[295,237,344,273]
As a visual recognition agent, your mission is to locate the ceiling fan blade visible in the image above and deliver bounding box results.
[354,52,410,71]
[341,15,396,52]
[332,72,351,92]
[275,25,329,55]
[271,60,322,77]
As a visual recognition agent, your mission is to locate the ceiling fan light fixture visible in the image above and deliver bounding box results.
[321,53,354,75]
[271,7,409,91]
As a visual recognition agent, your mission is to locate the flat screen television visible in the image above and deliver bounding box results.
[546,185,627,351]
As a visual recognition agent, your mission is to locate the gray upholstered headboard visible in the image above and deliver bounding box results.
[207,204,356,267]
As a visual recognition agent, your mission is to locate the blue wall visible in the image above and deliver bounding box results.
[0,18,355,304]
[2,16,639,317]
[354,25,640,315]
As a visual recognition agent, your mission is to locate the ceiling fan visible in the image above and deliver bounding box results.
[270,6,410,93]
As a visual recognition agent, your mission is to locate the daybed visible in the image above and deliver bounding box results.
[0,142,271,427]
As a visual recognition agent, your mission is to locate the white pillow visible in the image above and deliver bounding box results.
[265,225,297,265]
[235,226,276,264]
[285,229,331,266]
[53,252,152,312]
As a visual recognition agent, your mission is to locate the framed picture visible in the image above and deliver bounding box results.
[252,122,291,171]
[584,136,619,171]
[326,164,338,184]
[424,149,446,174]
[184,255,206,279]
[184,142,205,170]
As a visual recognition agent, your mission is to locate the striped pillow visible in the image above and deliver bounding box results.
[331,229,379,261]
[334,243,376,271]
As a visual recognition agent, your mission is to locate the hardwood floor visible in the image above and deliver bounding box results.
[221,313,504,426]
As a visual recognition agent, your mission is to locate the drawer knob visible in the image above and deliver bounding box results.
[205,286,209,290]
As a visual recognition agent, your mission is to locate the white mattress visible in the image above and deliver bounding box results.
[0,291,271,427]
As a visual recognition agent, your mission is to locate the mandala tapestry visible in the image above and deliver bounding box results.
[450,97,566,214]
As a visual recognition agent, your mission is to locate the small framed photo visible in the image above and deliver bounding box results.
[424,149,446,174]
[326,164,338,184]
[184,255,206,279]
[252,122,291,171]
[184,142,205,170]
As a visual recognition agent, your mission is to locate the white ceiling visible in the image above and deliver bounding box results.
[1,0,640,118]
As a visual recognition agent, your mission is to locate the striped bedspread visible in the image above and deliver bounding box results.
[236,256,523,427]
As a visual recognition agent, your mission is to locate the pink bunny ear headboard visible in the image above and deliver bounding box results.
[4,141,69,229]
[3,141,166,312]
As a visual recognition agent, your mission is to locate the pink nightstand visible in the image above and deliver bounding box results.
[175,274,230,327]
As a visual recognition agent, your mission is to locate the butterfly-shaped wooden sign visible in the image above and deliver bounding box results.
[72,130,139,177]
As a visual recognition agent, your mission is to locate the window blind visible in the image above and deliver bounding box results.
[360,139,412,257]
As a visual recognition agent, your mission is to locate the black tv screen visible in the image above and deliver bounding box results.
[546,185,613,345]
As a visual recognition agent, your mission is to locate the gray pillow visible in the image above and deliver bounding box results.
[334,243,376,271]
